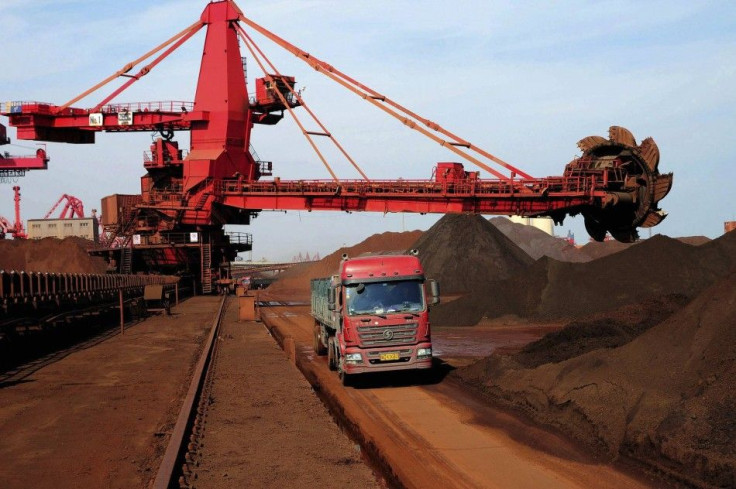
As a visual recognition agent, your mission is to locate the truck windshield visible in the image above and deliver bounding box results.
[345,280,424,316]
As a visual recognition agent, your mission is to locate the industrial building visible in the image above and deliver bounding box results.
[27,217,99,242]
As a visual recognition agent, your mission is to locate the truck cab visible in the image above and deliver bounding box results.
[311,251,439,385]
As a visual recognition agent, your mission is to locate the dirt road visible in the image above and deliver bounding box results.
[261,303,669,489]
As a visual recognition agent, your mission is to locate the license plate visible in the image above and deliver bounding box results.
[380,352,400,361]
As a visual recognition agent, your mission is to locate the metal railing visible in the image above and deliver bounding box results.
[100,101,194,114]
[226,232,253,246]
[143,149,189,164]
[143,187,185,204]
[0,101,53,114]
[214,174,617,198]
[1,270,175,313]
[158,232,202,245]
[1,101,194,116]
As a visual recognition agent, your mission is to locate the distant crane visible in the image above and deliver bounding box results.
[0,186,27,239]
[292,252,320,262]
[44,194,85,219]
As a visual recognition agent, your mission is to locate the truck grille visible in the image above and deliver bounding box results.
[357,323,418,346]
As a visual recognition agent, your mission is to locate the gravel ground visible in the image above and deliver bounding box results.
[0,297,219,488]
[193,300,383,488]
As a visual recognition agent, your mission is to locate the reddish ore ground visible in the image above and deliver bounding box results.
[0,297,218,488]
[456,273,736,488]
[194,300,382,488]
[0,237,108,273]
[270,216,736,488]
[0,297,382,488]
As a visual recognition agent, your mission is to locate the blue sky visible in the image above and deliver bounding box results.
[1,1,735,261]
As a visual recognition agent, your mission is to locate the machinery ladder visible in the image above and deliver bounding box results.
[194,191,210,210]
[120,246,133,274]
[201,243,212,294]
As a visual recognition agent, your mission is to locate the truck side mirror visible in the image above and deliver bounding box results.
[327,286,337,311]
[428,279,440,305]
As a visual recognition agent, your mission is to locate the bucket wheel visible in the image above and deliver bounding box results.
[570,126,673,242]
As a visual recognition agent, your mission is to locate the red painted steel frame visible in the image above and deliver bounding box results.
[0,123,48,171]
[0,0,668,248]
[215,168,614,216]
[0,148,48,171]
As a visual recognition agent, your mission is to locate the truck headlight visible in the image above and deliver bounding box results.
[345,353,363,363]
[417,348,432,358]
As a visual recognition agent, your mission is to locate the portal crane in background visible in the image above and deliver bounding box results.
[44,194,85,219]
[0,186,27,239]
[0,0,672,289]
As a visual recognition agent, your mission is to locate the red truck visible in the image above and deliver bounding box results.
[311,251,439,385]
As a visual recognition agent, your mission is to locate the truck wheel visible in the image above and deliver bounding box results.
[337,358,351,386]
[327,337,337,371]
[313,325,327,356]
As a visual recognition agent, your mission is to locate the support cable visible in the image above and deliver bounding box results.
[236,14,532,181]
[57,21,204,113]
[237,26,369,182]
[238,29,340,182]
[93,24,205,112]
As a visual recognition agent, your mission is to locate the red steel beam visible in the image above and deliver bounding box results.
[4,102,193,143]
[221,193,594,216]
[0,148,48,171]
[214,174,611,217]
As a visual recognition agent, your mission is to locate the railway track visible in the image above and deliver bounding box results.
[153,295,227,489]
[148,296,383,488]
[0,296,222,488]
